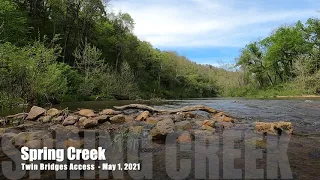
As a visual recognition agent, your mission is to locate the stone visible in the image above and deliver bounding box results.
[46,108,61,117]
[52,116,64,123]
[83,119,98,129]
[183,112,195,118]
[213,112,234,123]
[193,130,218,142]
[2,133,17,141]
[100,109,121,115]
[79,109,95,117]
[49,124,80,134]
[39,116,52,123]
[135,111,150,121]
[62,116,79,126]
[43,139,56,148]
[110,114,126,124]
[64,139,83,148]
[93,115,109,123]
[145,117,158,125]
[149,128,165,140]
[255,121,293,135]
[202,120,216,127]
[129,126,144,135]
[171,114,184,122]
[195,121,203,127]
[156,118,175,135]
[24,140,43,149]
[26,106,46,120]
[201,125,216,132]
[177,132,192,143]
[11,132,44,148]
[193,130,213,137]
[175,121,192,130]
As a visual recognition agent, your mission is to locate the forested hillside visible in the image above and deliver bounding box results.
[0,0,241,107]
[234,18,320,97]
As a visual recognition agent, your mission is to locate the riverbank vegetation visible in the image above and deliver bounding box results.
[0,0,242,108]
[234,18,320,97]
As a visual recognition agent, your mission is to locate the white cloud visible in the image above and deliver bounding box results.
[111,0,318,48]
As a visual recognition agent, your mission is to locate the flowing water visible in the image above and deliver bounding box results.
[1,98,320,179]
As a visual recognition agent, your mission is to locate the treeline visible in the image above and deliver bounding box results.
[235,17,320,97]
[0,0,241,107]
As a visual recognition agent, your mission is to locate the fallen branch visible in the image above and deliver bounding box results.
[114,104,217,114]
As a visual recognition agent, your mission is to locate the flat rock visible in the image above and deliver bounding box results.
[79,109,95,117]
[26,106,46,120]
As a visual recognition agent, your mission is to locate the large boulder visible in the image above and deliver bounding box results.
[46,108,61,117]
[26,106,46,120]
[135,111,150,121]
[100,109,121,115]
[62,116,79,126]
[255,122,293,135]
[78,109,95,117]
[175,121,192,131]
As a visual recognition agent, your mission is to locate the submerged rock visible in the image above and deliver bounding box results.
[26,106,46,120]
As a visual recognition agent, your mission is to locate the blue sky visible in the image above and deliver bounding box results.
[111,0,320,67]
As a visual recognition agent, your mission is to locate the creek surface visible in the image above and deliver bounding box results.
[0,98,320,179]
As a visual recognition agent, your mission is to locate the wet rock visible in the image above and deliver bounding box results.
[62,116,79,126]
[135,111,150,121]
[255,121,293,135]
[46,108,61,117]
[26,106,46,120]
[38,116,52,123]
[145,117,159,125]
[79,109,95,117]
[110,114,126,124]
[201,125,216,132]
[93,115,109,124]
[175,121,192,131]
[177,132,192,143]
[83,119,98,129]
[100,109,121,115]
[156,118,175,135]
[52,116,64,123]
[64,139,83,148]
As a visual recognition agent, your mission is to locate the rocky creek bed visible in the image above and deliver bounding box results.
[0,100,319,179]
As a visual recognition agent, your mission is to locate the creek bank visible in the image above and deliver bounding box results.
[0,104,294,149]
